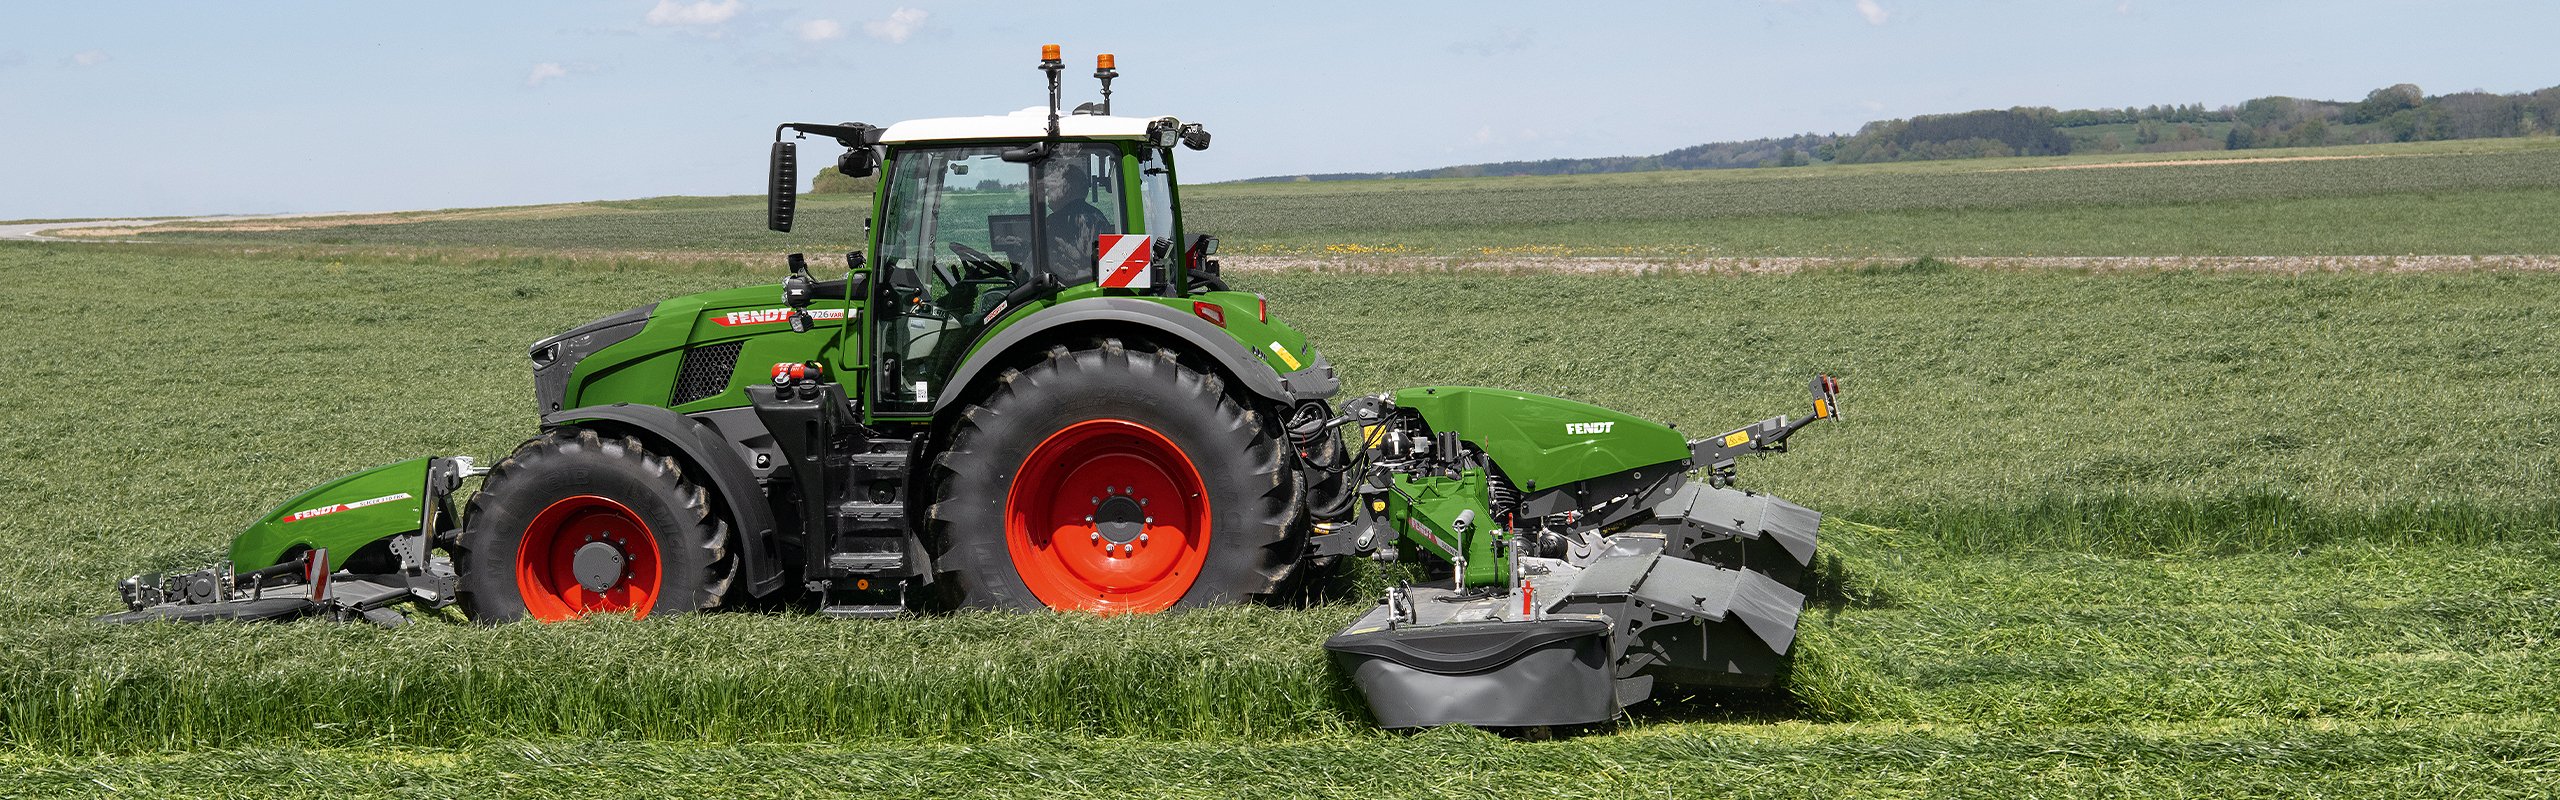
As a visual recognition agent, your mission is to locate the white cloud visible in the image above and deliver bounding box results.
[1861,100,1885,112]
[526,63,569,87]
[68,50,110,67]
[796,19,846,42]
[863,8,928,44]
[1855,0,1889,24]
[526,61,596,87]
[645,0,744,26]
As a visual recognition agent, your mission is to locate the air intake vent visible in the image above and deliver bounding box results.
[670,341,744,405]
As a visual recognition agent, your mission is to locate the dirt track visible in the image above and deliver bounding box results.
[1218,254,2560,275]
[1987,154,2411,172]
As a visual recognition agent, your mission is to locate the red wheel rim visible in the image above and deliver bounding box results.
[513,495,662,621]
[1007,419,1211,613]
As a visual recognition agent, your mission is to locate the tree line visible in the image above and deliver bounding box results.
[1231,82,2560,181]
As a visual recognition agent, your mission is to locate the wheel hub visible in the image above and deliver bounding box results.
[571,541,627,593]
[1094,493,1147,545]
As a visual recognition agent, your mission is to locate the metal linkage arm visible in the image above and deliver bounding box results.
[1688,375,1842,486]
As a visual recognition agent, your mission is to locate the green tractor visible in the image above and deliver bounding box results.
[106,47,1843,728]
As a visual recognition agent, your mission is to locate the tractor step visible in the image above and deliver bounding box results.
[817,603,906,619]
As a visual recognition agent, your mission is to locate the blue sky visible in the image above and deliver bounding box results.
[1,1,2549,220]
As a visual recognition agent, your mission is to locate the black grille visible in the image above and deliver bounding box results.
[670,341,744,405]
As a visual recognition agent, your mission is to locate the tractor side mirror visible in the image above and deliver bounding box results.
[768,140,798,233]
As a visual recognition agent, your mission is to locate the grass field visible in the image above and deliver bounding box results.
[70,137,2560,259]
[5,143,2560,796]
[6,243,2559,795]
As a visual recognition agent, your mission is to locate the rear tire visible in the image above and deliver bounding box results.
[455,427,734,622]
[929,339,1302,612]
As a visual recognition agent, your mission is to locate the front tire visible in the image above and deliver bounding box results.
[929,339,1302,613]
[455,427,733,622]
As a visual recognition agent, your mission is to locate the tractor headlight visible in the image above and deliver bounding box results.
[1149,117,1183,148]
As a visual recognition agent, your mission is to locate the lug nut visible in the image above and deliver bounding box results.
[1138,533,1149,543]
[1084,515,1094,522]
[1139,498,1148,506]
[1144,517,1154,524]
[1090,531,1101,541]
[1121,542,1134,554]
[1091,497,1100,504]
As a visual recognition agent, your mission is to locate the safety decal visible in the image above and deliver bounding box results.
[282,492,414,523]
[715,307,850,327]
[1404,517,1455,557]
[1097,234,1153,288]
[1267,340,1303,370]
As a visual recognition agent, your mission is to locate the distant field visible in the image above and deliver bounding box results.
[80,137,2560,258]
[3,242,2557,796]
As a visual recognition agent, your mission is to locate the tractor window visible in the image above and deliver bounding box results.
[1034,143,1126,285]
[1138,147,1177,266]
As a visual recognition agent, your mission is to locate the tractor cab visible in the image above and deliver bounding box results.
[765,46,1223,419]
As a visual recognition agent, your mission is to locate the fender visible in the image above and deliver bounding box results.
[931,296,1339,414]
[542,403,786,597]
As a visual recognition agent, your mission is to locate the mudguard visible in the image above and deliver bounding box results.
[930,296,1339,413]
[543,403,786,597]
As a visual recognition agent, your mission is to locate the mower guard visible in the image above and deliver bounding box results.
[99,456,478,627]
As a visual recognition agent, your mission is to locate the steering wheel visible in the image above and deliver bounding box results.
[947,241,1012,281]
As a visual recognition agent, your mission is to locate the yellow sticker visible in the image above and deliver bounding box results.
[1815,398,1830,418]
[1267,341,1302,370]
[1372,501,1387,513]
[1723,430,1752,448]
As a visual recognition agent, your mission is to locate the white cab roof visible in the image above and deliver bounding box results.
[879,107,1160,143]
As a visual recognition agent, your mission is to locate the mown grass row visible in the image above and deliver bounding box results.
[8,718,2558,799]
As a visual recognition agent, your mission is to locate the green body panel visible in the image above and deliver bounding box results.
[1387,469,1504,587]
[565,284,857,412]
[1393,387,1690,489]
[229,457,433,571]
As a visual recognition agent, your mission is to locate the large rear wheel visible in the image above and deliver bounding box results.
[455,427,734,622]
[930,339,1302,613]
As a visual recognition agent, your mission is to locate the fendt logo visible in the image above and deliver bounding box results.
[1565,421,1615,435]
[281,493,414,523]
[716,308,849,327]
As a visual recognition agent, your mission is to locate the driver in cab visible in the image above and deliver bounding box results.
[1038,163,1110,284]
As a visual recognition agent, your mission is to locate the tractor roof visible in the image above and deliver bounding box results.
[880,107,1158,144]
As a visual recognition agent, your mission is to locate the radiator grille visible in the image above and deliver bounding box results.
[670,341,744,405]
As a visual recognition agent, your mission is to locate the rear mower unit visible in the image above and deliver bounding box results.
[104,47,1845,728]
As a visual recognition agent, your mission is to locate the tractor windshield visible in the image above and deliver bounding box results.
[872,142,1126,414]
